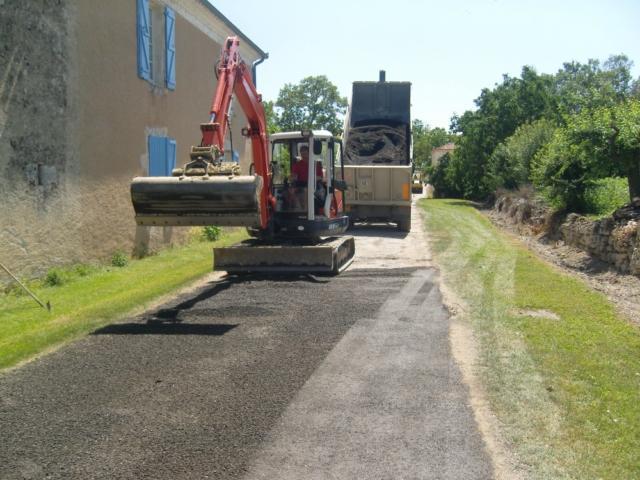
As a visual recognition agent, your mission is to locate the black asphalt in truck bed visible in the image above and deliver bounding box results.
[0,266,493,479]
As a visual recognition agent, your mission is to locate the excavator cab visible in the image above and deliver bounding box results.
[268,130,349,238]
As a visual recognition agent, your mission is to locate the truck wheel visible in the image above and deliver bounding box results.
[398,217,411,232]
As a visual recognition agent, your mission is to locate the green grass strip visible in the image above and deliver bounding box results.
[0,229,247,371]
[420,199,640,480]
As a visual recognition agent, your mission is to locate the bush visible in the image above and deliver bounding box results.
[486,119,556,192]
[532,128,591,211]
[202,226,222,241]
[44,268,67,287]
[584,177,629,216]
[533,101,640,211]
[425,152,463,198]
[73,264,96,277]
[111,251,129,268]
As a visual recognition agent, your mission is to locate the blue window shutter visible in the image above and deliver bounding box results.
[164,7,176,90]
[137,0,151,81]
[166,138,176,175]
[148,136,166,176]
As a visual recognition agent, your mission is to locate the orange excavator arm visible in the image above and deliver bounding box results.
[199,37,272,229]
[131,37,272,231]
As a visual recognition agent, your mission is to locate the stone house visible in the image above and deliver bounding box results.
[0,0,266,279]
[430,142,456,167]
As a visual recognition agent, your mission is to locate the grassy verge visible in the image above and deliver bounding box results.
[0,229,247,371]
[420,199,640,479]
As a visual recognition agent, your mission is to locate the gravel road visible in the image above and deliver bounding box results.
[0,199,494,479]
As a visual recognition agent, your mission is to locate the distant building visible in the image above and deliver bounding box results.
[430,142,456,167]
[0,1,266,279]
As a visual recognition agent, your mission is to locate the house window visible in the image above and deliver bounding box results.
[148,135,176,176]
[137,0,175,90]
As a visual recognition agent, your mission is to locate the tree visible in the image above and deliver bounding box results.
[553,55,635,117]
[412,120,454,173]
[631,76,640,99]
[448,66,557,198]
[485,118,556,191]
[274,76,347,135]
[424,152,463,198]
[262,100,280,135]
[573,99,640,200]
[532,99,640,209]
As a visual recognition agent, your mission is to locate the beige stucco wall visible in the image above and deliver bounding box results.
[430,144,455,167]
[0,0,262,281]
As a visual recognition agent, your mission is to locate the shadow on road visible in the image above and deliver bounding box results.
[93,322,237,336]
[91,269,333,337]
[223,273,331,284]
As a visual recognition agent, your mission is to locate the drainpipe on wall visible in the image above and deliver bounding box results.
[251,53,269,88]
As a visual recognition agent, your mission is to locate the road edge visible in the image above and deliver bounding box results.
[416,200,523,480]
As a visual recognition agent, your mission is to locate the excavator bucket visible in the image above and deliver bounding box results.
[130,175,263,227]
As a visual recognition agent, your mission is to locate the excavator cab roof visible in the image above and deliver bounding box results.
[269,130,333,142]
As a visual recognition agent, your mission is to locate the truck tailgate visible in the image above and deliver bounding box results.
[343,165,412,205]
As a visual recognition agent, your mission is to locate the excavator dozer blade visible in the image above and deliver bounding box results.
[213,236,355,275]
[131,175,263,227]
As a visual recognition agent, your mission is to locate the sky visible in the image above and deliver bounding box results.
[210,0,640,130]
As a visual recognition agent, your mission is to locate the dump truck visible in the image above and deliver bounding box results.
[343,71,412,231]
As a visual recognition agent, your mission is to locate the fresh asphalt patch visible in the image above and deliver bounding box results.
[0,267,493,479]
[241,268,493,480]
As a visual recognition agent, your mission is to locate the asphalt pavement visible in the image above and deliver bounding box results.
[0,202,494,479]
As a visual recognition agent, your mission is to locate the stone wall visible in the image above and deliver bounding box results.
[0,1,261,283]
[560,214,639,274]
[494,195,640,275]
[0,0,78,280]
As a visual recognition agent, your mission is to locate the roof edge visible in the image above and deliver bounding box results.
[199,1,267,58]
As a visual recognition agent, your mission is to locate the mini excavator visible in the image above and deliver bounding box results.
[130,37,354,274]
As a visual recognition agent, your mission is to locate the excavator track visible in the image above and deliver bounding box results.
[214,236,355,275]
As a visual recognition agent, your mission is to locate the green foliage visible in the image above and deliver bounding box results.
[445,54,637,208]
[110,251,129,268]
[274,75,347,135]
[554,55,635,117]
[262,100,280,135]
[533,99,640,210]
[447,66,557,199]
[532,127,590,211]
[3,282,26,297]
[73,264,97,277]
[202,225,222,241]
[425,153,458,198]
[44,268,68,287]
[485,119,556,192]
[42,264,98,287]
[632,76,640,99]
[412,119,455,174]
[584,177,630,216]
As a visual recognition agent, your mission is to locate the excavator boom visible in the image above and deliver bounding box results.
[130,37,271,229]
